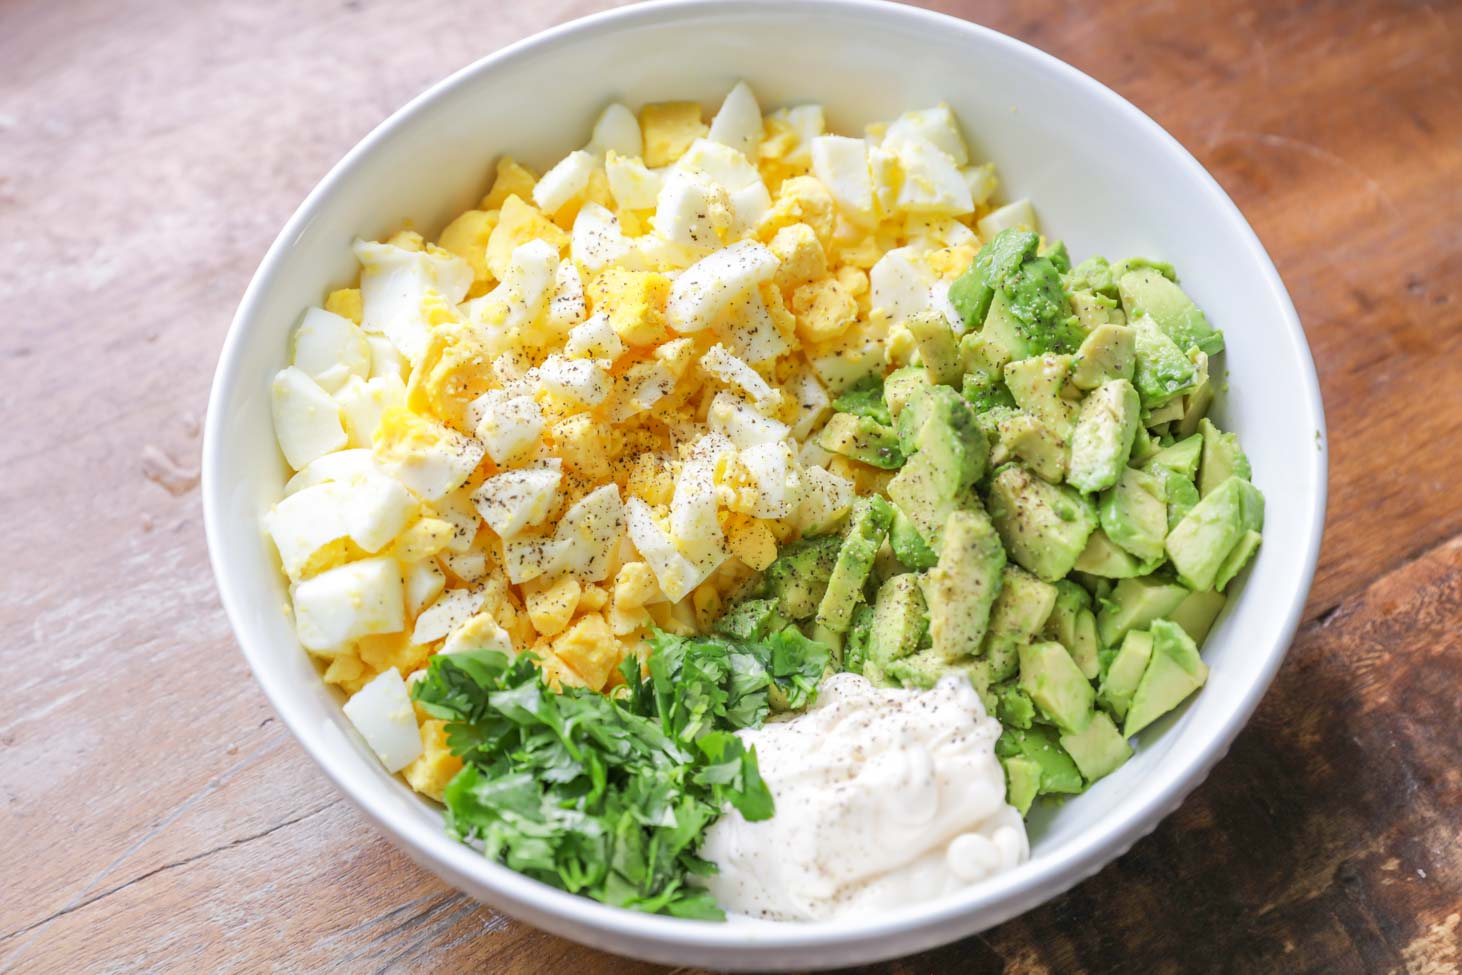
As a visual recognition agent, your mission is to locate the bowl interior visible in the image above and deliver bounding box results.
[205,1,1325,967]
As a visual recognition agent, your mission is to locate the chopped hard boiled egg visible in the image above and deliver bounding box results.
[267,81,1024,799]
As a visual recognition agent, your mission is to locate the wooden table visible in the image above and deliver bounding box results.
[3,0,1458,971]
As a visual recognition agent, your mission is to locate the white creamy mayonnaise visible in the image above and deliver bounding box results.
[699,672,1028,921]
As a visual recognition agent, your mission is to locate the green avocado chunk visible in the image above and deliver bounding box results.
[1042,580,1100,680]
[1064,255,1118,297]
[994,680,1037,729]
[999,725,1084,795]
[1073,527,1161,579]
[816,495,895,634]
[1099,466,1169,563]
[949,228,1040,330]
[883,365,932,418]
[1071,323,1136,390]
[712,597,781,641]
[1001,755,1043,816]
[1145,432,1204,479]
[1004,354,1079,440]
[1060,711,1132,783]
[866,574,927,679]
[1129,313,1198,408]
[1096,575,1190,646]
[1124,619,1209,737]
[1018,641,1095,734]
[817,412,904,469]
[831,373,892,426]
[988,465,1098,582]
[1067,379,1142,493]
[888,507,938,570]
[887,389,988,544]
[1096,628,1153,721]
[763,535,842,620]
[842,602,875,676]
[981,564,1058,680]
[906,312,963,386]
[1118,268,1224,357]
[1165,475,1265,591]
[1197,417,1252,498]
[1169,589,1227,644]
[926,508,1008,659]
[1068,290,1125,333]
[990,410,1068,483]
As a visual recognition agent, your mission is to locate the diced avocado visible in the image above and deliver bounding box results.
[816,495,895,633]
[1018,641,1095,734]
[1111,257,1176,282]
[1165,476,1265,591]
[1198,417,1252,497]
[1145,432,1203,479]
[1096,575,1190,646]
[1068,290,1124,333]
[991,410,1068,483]
[842,602,875,676]
[1000,725,1084,795]
[1004,354,1078,440]
[888,507,938,571]
[1143,397,1185,428]
[1067,379,1142,493]
[808,620,844,662]
[987,465,1098,581]
[980,563,1058,679]
[1170,589,1226,644]
[817,412,904,469]
[1042,580,1100,680]
[949,228,1040,331]
[1004,255,1085,355]
[994,680,1037,729]
[1128,424,1161,466]
[979,289,1035,362]
[926,508,1008,659]
[1118,268,1224,357]
[959,331,1012,385]
[763,534,842,620]
[962,373,1018,414]
[1073,527,1158,579]
[883,365,931,417]
[1065,255,1118,297]
[1174,351,1213,438]
[871,538,905,588]
[1042,239,1071,274]
[713,597,780,641]
[1099,466,1168,563]
[1129,313,1197,408]
[1214,529,1262,591]
[1162,469,1200,529]
[1123,619,1209,737]
[887,650,992,699]
[1096,628,1153,721]
[831,373,892,426]
[1071,323,1136,390]
[906,312,963,386]
[867,574,927,673]
[888,391,988,543]
[1001,755,1043,816]
[1059,711,1132,783]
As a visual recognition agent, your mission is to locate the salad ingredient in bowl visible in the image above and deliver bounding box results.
[261,80,1263,922]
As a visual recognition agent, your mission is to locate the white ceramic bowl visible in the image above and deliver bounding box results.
[203,0,1327,968]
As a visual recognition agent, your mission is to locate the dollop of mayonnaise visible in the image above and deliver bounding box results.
[699,672,1028,921]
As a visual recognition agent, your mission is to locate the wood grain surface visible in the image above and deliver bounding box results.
[1,0,1458,972]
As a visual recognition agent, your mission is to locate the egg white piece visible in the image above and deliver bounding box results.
[707,81,763,161]
[978,197,1038,238]
[571,202,639,275]
[555,484,625,582]
[353,240,472,364]
[442,612,515,656]
[403,559,447,617]
[811,135,875,223]
[785,368,832,441]
[292,307,371,392]
[537,355,611,407]
[334,373,406,448]
[292,557,405,653]
[604,151,663,211]
[586,102,642,159]
[737,440,798,519]
[533,149,596,214]
[412,587,485,644]
[890,134,973,216]
[545,260,586,333]
[374,415,485,502]
[473,392,544,466]
[708,391,790,450]
[563,311,624,360]
[272,366,348,471]
[667,240,780,332]
[794,464,856,535]
[342,669,422,773]
[283,447,377,496]
[471,466,562,538]
[624,496,710,603]
[654,169,732,250]
[700,344,779,409]
[884,103,970,166]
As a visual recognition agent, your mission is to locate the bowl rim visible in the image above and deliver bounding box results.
[204,0,1328,962]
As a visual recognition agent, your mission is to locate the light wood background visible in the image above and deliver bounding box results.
[2,0,1459,972]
